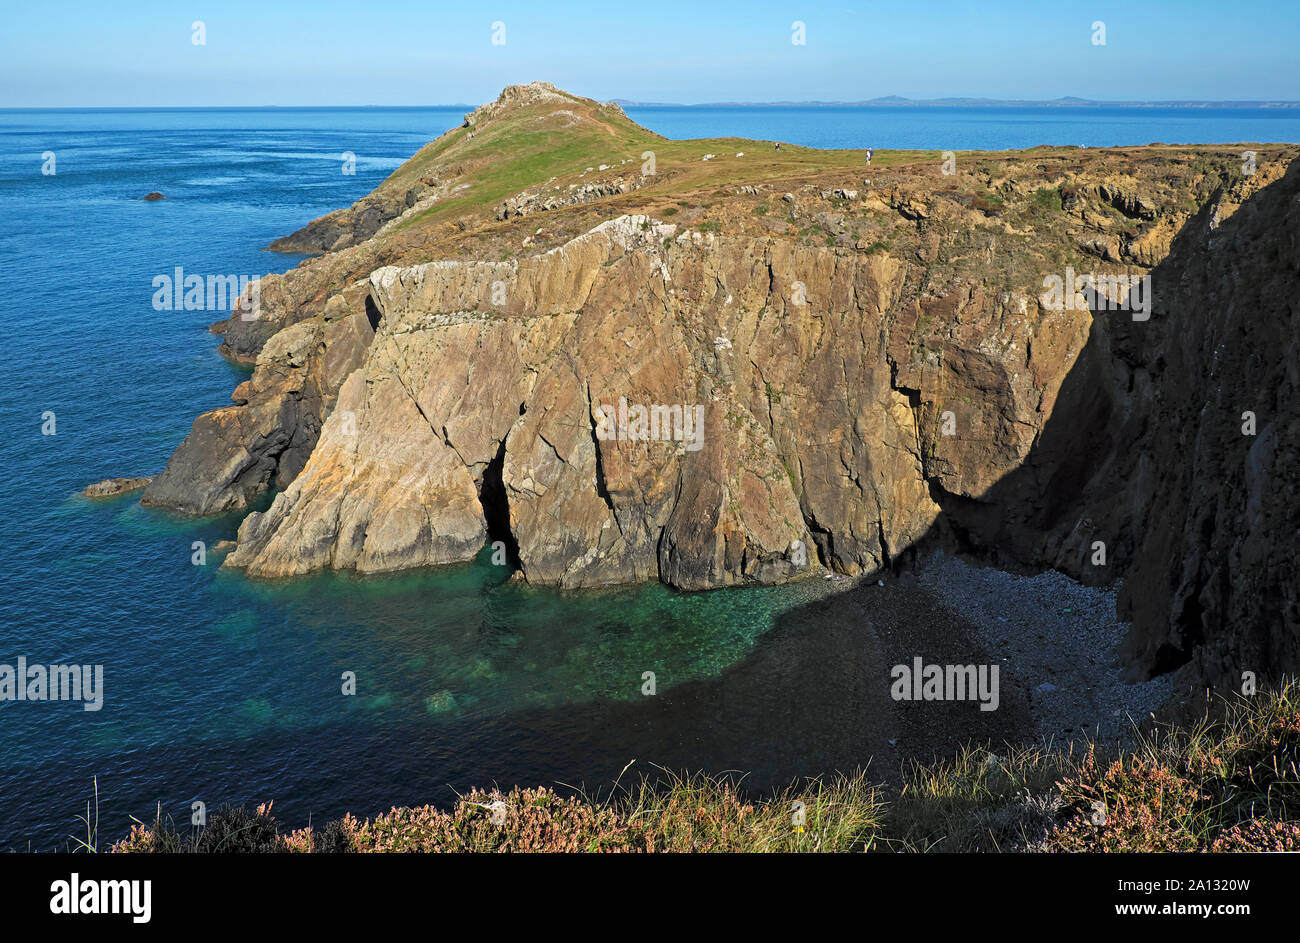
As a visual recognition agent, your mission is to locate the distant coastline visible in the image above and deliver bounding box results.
[614,97,1300,109]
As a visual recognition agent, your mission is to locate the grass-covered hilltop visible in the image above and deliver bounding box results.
[109,82,1300,852]
[106,684,1300,852]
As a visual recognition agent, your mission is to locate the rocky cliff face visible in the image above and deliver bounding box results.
[1111,163,1300,685]
[228,215,918,587]
[141,83,1299,688]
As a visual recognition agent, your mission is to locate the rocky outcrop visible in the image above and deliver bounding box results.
[229,216,821,584]
[497,176,644,221]
[225,213,1074,590]
[83,477,153,498]
[268,185,427,254]
[461,81,629,129]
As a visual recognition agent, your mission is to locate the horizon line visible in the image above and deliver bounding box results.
[4,97,1300,111]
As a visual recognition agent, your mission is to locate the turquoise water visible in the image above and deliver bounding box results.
[1,104,1294,849]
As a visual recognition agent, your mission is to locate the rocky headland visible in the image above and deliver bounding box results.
[135,82,1299,691]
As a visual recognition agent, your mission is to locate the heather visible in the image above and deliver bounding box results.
[103,682,1300,853]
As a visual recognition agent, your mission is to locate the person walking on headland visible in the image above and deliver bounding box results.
[775,142,781,151]
[865,147,873,165]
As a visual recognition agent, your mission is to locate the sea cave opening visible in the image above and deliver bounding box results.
[479,437,521,572]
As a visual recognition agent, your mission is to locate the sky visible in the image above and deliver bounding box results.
[1,0,1297,107]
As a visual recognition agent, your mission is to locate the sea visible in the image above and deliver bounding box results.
[1,104,1296,849]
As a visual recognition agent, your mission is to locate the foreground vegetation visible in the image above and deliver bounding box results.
[107,683,1300,853]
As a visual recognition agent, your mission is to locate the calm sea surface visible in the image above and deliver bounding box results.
[1,104,1294,848]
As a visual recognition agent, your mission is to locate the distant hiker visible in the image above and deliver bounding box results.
[865,148,873,165]
[775,142,781,151]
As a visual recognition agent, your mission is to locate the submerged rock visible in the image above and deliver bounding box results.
[424,690,458,714]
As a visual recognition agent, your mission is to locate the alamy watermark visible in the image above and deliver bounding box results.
[1040,266,1151,321]
[50,874,150,923]
[152,266,261,320]
[595,397,705,451]
[1,657,103,711]
[890,657,999,711]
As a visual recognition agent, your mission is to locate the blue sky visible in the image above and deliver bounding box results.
[2,0,1297,106]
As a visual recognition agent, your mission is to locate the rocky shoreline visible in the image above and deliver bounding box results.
[109,82,1300,691]
[914,552,1176,743]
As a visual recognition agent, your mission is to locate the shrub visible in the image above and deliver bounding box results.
[1211,819,1300,852]
[1052,749,1207,852]
[1031,187,1063,211]
[344,788,633,853]
[311,819,354,853]
[191,804,284,854]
